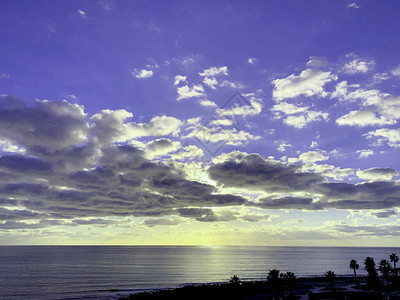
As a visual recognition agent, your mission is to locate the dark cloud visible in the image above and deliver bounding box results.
[2,96,400,232]
[252,196,315,209]
[143,218,183,227]
[0,155,51,173]
[317,181,400,210]
[208,152,323,193]
[371,210,397,218]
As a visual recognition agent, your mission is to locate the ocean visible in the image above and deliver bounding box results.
[0,246,399,299]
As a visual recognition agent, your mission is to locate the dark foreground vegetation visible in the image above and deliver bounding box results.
[118,253,400,300]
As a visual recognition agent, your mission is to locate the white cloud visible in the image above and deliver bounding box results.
[306,57,328,68]
[210,119,233,126]
[177,84,205,100]
[203,77,218,89]
[347,2,361,9]
[0,73,10,79]
[273,103,329,128]
[170,145,204,160]
[77,9,88,18]
[371,73,390,84]
[185,126,260,146]
[330,81,360,101]
[248,58,257,64]
[336,110,396,127]
[132,69,153,79]
[364,128,400,148]
[299,150,329,163]
[199,99,217,107]
[391,65,400,77]
[0,138,25,153]
[324,167,354,180]
[217,98,262,117]
[199,66,228,77]
[356,168,398,181]
[271,102,308,115]
[92,111,182,145]
[174,75,187,86]
[145,139,181,159]
[272,69,337,101]
[341,59,374,74]
[356,149,374,159]
[219,80,246,89]
[277,142,292,152]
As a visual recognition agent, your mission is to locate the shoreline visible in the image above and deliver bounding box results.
[116,276,400,300]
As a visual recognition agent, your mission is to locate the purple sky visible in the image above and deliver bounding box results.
[1,0,400,245]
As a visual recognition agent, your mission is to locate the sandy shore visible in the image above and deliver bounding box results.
[117,276,400,300]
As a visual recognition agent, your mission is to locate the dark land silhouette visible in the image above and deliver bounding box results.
[119,252,400,300]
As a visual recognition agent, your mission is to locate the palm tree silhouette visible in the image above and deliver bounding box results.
[349,259,359,278]
[364,257,379,289]
[390,253,399,269]
[267,269,282,300]
[379,259,392,286]
[229,275,241,285]
[281,271,297,298]
[325,271,336,292]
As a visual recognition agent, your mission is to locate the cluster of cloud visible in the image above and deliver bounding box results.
[269,53,400,152]
[0,94,398,232]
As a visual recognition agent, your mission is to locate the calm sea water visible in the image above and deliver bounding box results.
[0,246,399,299]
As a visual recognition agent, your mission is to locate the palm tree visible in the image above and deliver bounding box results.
[379,259,392,286]
[325,271,336,292]
[281,271,297,298]
[390,253,399,269]
[229,275,241,285]
[349,259,359,278]
[267,269,282,300]
[364,257,379,289]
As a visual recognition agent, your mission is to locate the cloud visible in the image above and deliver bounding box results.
[199,99,217,107]
[216,97,262,117]
[208,151,323,194]
[145,139,181,159]
[248,58,257,64]
[370,210,397,218]
[336,110,396,127]
[254,196,314,209]
[91,110,182,146]
[330,81,360,101]
[77,9,88,18]
[315,181,400,210]
[271,69,337,101]
[277,142,292,152]
[170,145,204,160]
[132,69,153,79]
[364,128,400,148]
[272,102,329,128]
[143,218,184,227]
[392,65,400,77]
[177,84,205,100]
[347,2,361,9]
[306,57,328,68]
[356,167,398,181]
[0,138,25,153]
[203,77,219,89]
[185,126,260,146]
[356,149,374,159]
[341,59,374,74]
[298,150,329,163]
[199,66,228,77]
[174,75,187,86]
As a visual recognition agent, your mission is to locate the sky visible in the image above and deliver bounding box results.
[1,0,400,246]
